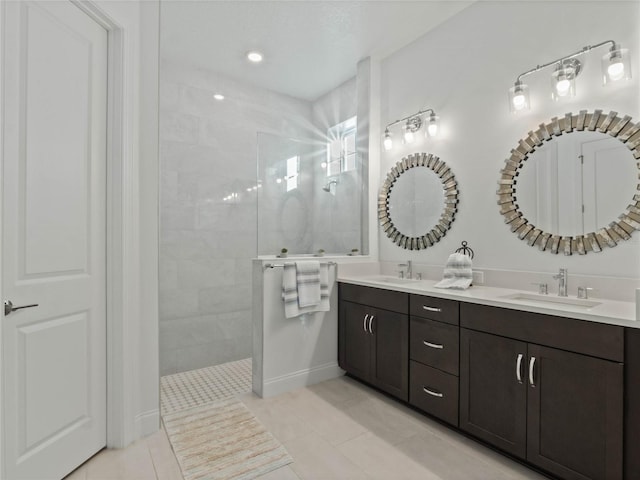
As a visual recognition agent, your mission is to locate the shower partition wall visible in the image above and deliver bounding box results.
[257,132,363,256]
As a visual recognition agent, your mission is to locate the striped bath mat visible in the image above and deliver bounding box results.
[163,398,292,480]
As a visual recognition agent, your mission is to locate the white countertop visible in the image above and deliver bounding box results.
[338,274,638,329]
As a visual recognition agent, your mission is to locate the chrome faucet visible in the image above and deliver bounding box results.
[398,260,412,279]
[553,268,568,297]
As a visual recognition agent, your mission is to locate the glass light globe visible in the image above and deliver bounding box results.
[427,115,440,137]
[555,75,571,96]
[383,136,393,151]
[508,82,529,113]
[608,60,625,81]
[403,128,415,144]
[512,93,527,110]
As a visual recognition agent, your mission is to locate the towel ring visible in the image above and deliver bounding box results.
[455,241,474,259]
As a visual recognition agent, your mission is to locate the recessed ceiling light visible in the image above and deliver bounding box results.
[247,51,264,63]
[213,93,225,101]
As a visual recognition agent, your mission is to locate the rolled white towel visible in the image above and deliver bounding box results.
[434,253,473,290]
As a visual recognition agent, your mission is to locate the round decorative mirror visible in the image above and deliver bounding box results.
[498,110,640,255]
[379,153,458,250]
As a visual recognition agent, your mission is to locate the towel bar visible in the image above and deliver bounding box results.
[263,261,338,270]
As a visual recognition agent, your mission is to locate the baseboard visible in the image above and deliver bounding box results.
[260,362,344,398]
[134,408,160,438]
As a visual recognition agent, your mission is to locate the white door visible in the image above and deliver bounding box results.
[1,1,107,478]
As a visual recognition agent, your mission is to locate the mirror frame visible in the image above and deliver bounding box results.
[498,109,640,255]
[379,152,458,250]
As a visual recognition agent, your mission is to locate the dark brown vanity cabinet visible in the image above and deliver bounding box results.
[408,294,460,426]
[338,284,409,401]
[460,303,624,480]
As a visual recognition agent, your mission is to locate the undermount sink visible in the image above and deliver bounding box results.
[500,292,601,309]
[368,275,422,285]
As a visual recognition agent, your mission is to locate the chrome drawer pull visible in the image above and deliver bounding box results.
[529,356,536,387]
[423,340,444,349]
[422,386,443,398]
[516,353,523,384]
[368,315,374,334]
[363,314,369,333]
[422,306,442,313]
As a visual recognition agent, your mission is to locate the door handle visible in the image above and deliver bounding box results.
[363,314,369,333]
[4,300,39,316]
[516,353,524,384]
[368,315,374,334]
[529,356,536,387]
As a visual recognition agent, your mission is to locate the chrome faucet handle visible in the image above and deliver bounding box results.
[531,282,548,295]
[577,286,594,299]
[397,263,409,279]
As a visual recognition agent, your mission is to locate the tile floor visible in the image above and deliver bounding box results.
[160,357,252,415]
[67,374,549,480]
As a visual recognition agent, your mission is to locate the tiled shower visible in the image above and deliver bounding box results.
[159,59,361,375]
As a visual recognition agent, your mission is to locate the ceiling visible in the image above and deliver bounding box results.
[160,1,473,101]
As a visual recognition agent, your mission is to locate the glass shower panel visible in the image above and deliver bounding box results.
[257,132,363,256]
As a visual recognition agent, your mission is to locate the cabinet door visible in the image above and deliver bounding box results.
[370,308,408,401]
[340,301,372,380]
[460,328,527,458]
[527,345,623,480]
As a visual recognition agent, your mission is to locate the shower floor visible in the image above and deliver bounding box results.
[160,357,252,416]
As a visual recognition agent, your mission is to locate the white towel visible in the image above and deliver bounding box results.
[296,261,321,307]
[282,263,330,318]
[434,253,473,290]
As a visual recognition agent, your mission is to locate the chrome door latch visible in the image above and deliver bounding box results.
[4,300,39,316]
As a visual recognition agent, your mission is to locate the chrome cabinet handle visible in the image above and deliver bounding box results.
[4,300,38,316]
[363,314,369,333]
[529,356,536,386]
[423,340,444,349]
[516,353,524,384]
[422,306,442,313]
[422,386,443,398]
[368,315,374,334]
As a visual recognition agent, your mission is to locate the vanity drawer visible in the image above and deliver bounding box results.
[339,283,408,314]
[410,361,458,426]
[410,294,459,325]
[460,303,624,362]
[410,317,459,375]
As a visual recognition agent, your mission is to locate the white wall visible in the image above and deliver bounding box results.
[379,1,640,283]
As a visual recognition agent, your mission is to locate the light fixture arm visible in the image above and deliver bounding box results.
[385,108,436,130]
[514,40,617,83]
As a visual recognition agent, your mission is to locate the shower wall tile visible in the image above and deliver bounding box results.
[161,205,198,231]
[160,112,200,144]
[172,336,252,374]
[198,285,252,315]
[176,259,236,289]
[160,81,181,111]
[159,259,178,291]
[160,60,312,374]
[159,289,199,321]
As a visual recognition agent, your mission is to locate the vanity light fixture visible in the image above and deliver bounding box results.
[383,128,393,151]
[382,108,440,151]
[508,40,631,112]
